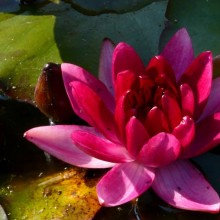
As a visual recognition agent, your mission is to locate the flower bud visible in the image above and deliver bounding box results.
[34,63,76,123]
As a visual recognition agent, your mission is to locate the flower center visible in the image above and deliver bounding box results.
[123,71,181,134]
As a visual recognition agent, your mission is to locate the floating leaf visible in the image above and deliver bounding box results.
[66,0,160,15]
[160,0,220,58]
[1,167,101,219]
[0,0,167,102]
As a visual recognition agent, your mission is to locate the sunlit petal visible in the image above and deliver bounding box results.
[72,129,133,163]
[71,81,119,143]
[62,63,115,114]
[126,116,149,157]
[97,162,155,206]
[172,116,195,149]
[180,52,212,119]
[24,125,115,168]
[181,113,220,158]
[112,42,145,83]
[138,132,181,167]
[152,160,220,213]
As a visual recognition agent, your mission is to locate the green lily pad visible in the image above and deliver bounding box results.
[66,0,160,15]
[0,167,101,219]
[159,0,220,57]
[0,0,167,102]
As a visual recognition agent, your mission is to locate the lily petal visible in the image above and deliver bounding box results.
[72,129,133,163]
[181,113,220,159]
[161,91,182,130]
[98,38,115,95]
[97,161,155,206]
[71,81,119,143]
[199,77,220,121]
[115,70,137,101]
[61,63,115,114]
[172,116,195,149]
[138,132,181,168]
[112,42,145,83]
[126,116,149,157]
[24,125,115,168]
[152,160,220,213]
[145,106,169,136]
[180,83,194,117]
[146,56,178,96]
[161,28,194,81]
[114,92,135,142]
[180,52,212,120]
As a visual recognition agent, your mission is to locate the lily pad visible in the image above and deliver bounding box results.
[0,0,167,102]
[66,0,160,15]
[0,167,101,219]
[159,0,220,57]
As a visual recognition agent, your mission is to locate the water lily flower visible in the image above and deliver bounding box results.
[24,28,220,213]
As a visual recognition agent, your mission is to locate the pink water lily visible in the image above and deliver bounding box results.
[24,28,220,213]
